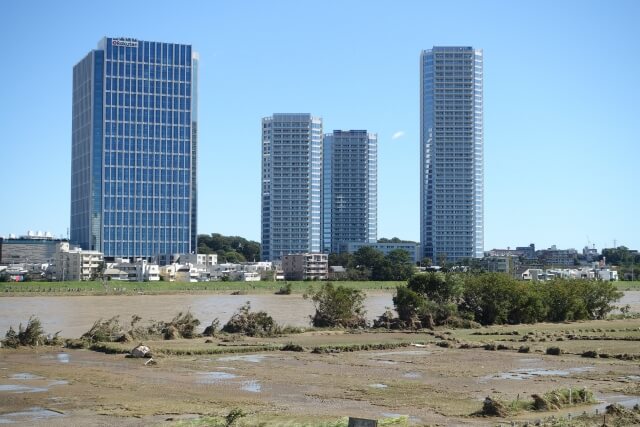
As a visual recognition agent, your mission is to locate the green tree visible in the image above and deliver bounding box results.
[304,283,367,328]
[407,272,463,305]
[328,252,354,268]
[353,246,385,270]
[393,286,427,323]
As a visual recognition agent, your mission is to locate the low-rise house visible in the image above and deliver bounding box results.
[282,253,328,281]
[53,242,103,281]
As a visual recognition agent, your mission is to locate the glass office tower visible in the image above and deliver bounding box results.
[420,46,483,262]
[323,130,377,253]
[71,37,198,259]
[261,114,323,261]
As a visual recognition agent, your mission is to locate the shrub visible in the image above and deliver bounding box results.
[546,346,562,356]
[436,341,451,348]
[281,343,305,352]
[518,345,530,353]
[275,283,292,295]
[222,302,280,337]
[305,283,367,328]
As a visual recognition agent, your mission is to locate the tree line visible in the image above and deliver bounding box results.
[197,233,261,263]
[329,246,415,281]
[306,273,623,329]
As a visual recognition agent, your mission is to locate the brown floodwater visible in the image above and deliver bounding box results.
[0,292,396,338]
[0,291,638,339]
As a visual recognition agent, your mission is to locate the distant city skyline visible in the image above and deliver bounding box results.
[1,1,639,251]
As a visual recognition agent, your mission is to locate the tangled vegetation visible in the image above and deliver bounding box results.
[2,316,61,348]
[477,388,595,417]
[79,310,202,344]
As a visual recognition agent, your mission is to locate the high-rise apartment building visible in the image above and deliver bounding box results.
[261,114,322,261]
[323,130,377,253]
[420,46,483,262]
[71,37,198,259]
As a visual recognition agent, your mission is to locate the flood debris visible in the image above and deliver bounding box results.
[129,344,152,358]
[478,396,509,417]
[605,403,640,424]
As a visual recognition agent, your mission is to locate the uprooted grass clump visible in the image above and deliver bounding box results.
[2,316,61,348]
[222,302,281,337]
[80,311,202,344]
[163,311,201,339]
[474,388,595,417]
[531,388,595,411]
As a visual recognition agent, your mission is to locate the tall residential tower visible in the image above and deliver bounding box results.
[261,114,323,261]
[323,130,377,253]
[71,37,198,259]
[420,46,483,262]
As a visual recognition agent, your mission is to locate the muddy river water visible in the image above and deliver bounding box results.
[0,291,638,339]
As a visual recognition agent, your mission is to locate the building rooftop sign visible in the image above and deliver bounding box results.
[111,38,138,48]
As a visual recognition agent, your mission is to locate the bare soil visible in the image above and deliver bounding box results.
[2,322,640,426]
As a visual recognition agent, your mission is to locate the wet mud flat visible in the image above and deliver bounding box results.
[2,330,640,426]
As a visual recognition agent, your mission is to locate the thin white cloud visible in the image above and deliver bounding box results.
[391,131,405,140]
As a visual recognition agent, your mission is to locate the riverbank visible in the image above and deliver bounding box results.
[2,280,638,297]
[0,280,404,297]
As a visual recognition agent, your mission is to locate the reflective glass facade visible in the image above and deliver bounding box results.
[261,114,322,261]
[323,130,377,253]
[71,37,198,258]
[420,47,483,262]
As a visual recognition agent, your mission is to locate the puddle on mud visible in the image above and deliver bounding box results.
[241,380,261,393]
[196,372,238,384]
[47,380,69,387]
[218,354,269,363]
[374,360,398,365]
[403,372,422,379]
[369,383,388,389]
[594,394,640,412]
[375,350,433,357]
[9,373,43,380]
[0,407,64,424]
[56,353,70,364]
[381,412,421,423]
[481,366,594,382]
[0,384,49,393]
[518,358,542,363]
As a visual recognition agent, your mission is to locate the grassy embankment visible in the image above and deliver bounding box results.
[0,280,403,296]
[614,280,640,290]
[1,279,638,296]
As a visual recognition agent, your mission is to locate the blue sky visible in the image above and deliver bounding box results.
[1,0,639,251]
